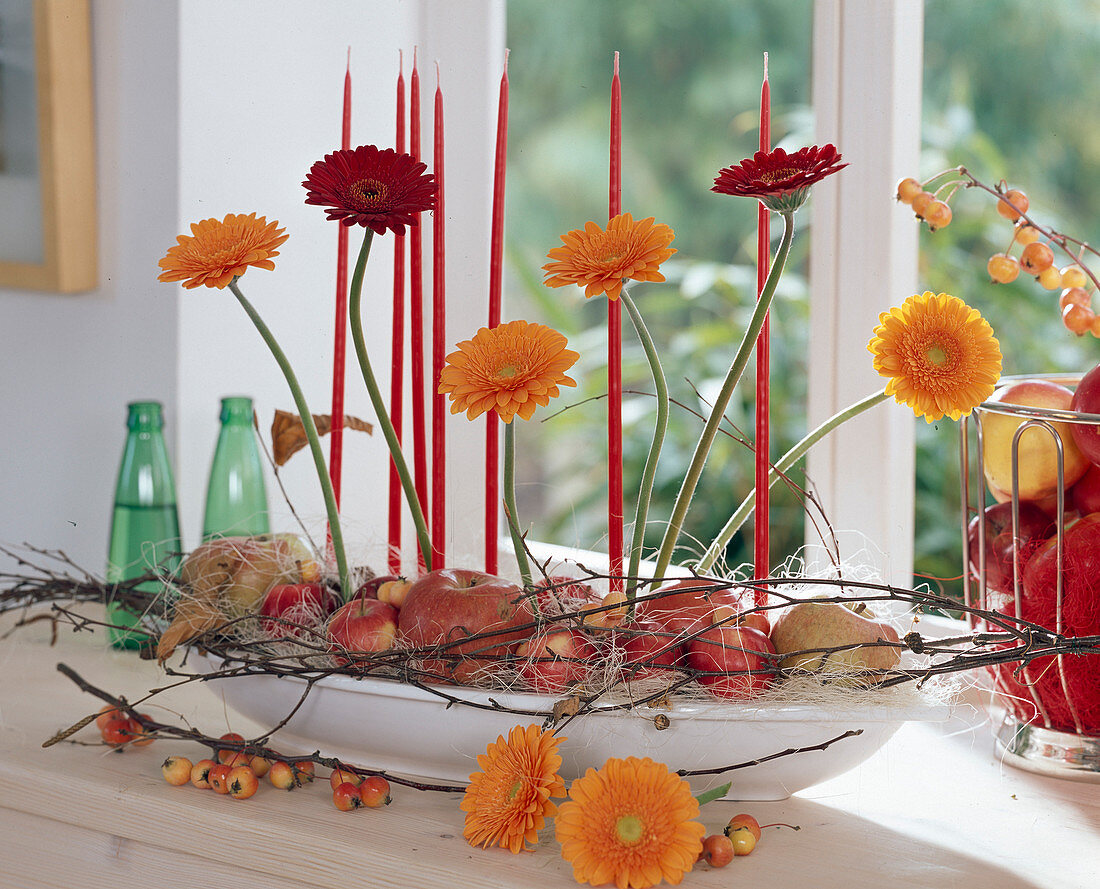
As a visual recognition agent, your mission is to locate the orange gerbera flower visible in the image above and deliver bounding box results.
[543,213,676,301]
[555,756,705,889]
[438,320,579,423]
[868,291,1002,423]
[460,724,566,854]
[157,213,288,289]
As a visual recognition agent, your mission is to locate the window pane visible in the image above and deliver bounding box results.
[505,1,812,571]
[919,0,1100,598]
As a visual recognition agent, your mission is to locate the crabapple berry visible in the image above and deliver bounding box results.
[293,761,316,784]
[1063,302,1095,336]
[249,755,271,778]
[161,756,193,786]
[987,253,1020,284]
[95,705,122,732]
[895,177,923,204]
[724,813,762,841]
[329,768,363,790]
[699,834,735,868]
[1037,266,1063,290]
[1013,223,1040,245]
[101,716,138,748]
[923,200,952,231]
[997,189,1029,221]
[910,191,935,217]
[217,732,246,764]
[333,782,364,811]
[1020,241,1054,275]
[228,766,259,800]
[1060,265,1089,289]
[358,775,392,808]
[208,764,233,794]
[728,827,758,856]
[191,759,218,789]
[1060,287,1091,310]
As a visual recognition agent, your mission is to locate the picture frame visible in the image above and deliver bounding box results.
[0,0,95,292]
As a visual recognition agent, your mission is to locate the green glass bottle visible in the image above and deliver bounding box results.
[202,396,270,540]
[106,401,182,650]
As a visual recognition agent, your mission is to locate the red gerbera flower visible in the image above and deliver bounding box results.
[712,144,846,213]
[303,144,437,236]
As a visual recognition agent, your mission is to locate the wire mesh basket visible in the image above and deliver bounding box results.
[959,373,1100,780]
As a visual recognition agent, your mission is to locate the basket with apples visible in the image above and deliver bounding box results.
[964,366,1100,741]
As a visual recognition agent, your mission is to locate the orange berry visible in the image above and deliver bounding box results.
[249,755,271,778]
[208,764,233,794]
[1060,265,1089,289]
[191,758,218,789]
[728,827,758,856]
[333,782,364,812]
[268,760,297,790]
[1020,241,1054,275]
[293,761,316,784]
[895,177,923,204]
[329,768,363,790]
[700,834,735,867]
[217,732,246,764]
[358,775,392,808]
[95,705,122,732]
[997,189,1029,221]
[1037,266,1063,290]
[228,766,259,800]
[222,750,251,769]
[1091,314,1100,338]
[101,716,138,748]
[910,191,935,217]
[724,813,762,841]
[1060,287,1091,310]
[987,253,1020,284]
[1063,303,1095,336]
[161,756,193,786]
[1013,223,1040,246]
[923,200,952,231]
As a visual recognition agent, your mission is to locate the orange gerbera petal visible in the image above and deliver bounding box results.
[460,724,566,854]
[438,320,579,423]
[157,213,288,290]
[555,756,705,889]
[868,291,1002,423]
[543,213,676,301]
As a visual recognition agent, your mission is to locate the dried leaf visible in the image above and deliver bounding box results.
[550,695,582,726]
[271,410,373,466]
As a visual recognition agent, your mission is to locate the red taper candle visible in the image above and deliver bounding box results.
[409,49,429,571]
[388,52,406,574]
[753,52,771,602]
[328,50,352,512]
[431,65,446,569]
[608,52,624,591]
[485,50,509,575]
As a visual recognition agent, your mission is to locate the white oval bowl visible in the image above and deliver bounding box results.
[190,651,948,800]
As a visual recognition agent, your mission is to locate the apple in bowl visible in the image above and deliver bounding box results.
[966,501,1054,595]
[327,598,399,668]
[260,582,340,640]
[636,577,746,637]
[398,568,534,685]
[981,379,1089,502]
[684,623,777,700]
[516,628,596,692]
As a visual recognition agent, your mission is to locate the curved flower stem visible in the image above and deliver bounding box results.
[695,390,891,573]
[619,287,668,597]
[347,230,433,573]
[228,279,350,596]
[502,421,532,588]
[652,210,796,582]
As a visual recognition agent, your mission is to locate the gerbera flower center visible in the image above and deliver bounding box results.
[349,178,388,207]
[496,362,521,379]
[507,779,523,801]
[925,343,950,367]
[615,813,645,846]
[760,166,800,183]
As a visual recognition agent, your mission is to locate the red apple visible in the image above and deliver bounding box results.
[981,380,1089,501]
[967,501,1055,594]
[685,624,777,700]
[1070,362,1100,465]
[636,578,745,637]
[260,583,339,640]
[398,568,534,684]
[327,597,399,667]
[613,619,684,681]
[516,628,596,692]
[1070,463,1100,514]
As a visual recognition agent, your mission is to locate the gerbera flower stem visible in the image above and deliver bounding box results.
[696,390,891,573]
[619,287,668,598]
[652,210,796,582]
[227,279,350,596]
[347,230,433,572]
[502,422,533,588]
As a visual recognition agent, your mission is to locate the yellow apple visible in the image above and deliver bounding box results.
[981,380,1089,502]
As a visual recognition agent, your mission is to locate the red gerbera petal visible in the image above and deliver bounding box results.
[712,144,846,212]
[303,144,437,236]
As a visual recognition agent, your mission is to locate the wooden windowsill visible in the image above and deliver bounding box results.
[0,609,1096,889]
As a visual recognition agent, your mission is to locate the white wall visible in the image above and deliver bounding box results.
[1,0,504,577]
